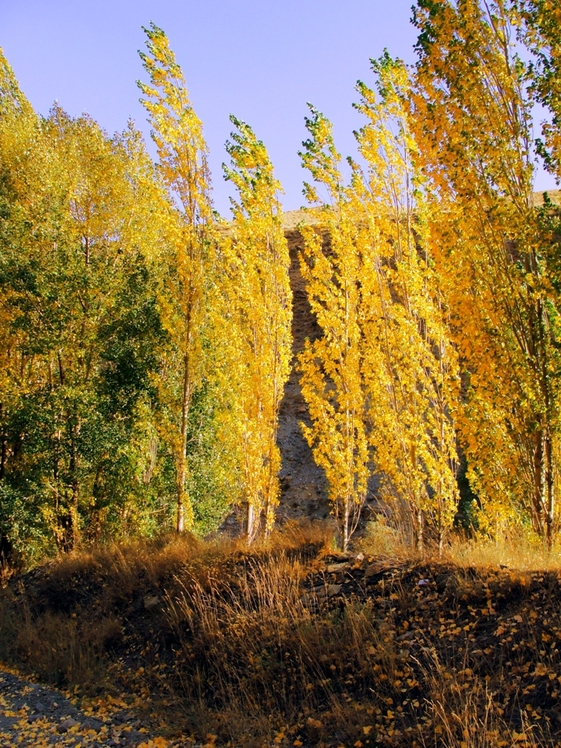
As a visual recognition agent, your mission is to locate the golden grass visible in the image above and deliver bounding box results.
[2,523,561,746]
[444,533,561,572]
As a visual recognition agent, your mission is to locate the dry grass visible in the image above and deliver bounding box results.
[360,517,561,572]
[444,533,561,572]
[2,524,561,746]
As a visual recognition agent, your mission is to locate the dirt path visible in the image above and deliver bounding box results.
[0,669,171,747]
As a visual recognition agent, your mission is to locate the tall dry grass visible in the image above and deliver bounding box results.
[1,522,561,746]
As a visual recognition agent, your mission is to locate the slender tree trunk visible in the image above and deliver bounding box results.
[0,403,6,480]
[437,499,444,558]
[414,509,424,556]
[176,351,193,533]
[69,418,80,551]
[247,502,256,544]
[342,497,350,552]
[57,351,65,386]
[534,429,546,539]
[546,430,554,552]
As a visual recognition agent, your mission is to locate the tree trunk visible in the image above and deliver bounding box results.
[414,509,424,556]
[0,403,6,480]
[246,502,257,544]
[546,431,554,552]
[69,419,80,551]
[342,497,350,552]
[177,351,194,533]
[533,429,547,540]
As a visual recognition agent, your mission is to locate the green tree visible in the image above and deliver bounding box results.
[518,0,561,180]
[0,91,171,554]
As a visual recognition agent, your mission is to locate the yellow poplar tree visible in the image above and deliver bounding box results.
[350,54,460,552]
[138,23,214,532]
[411,0,561,544]
[298,108,371,551]
[299,61,460,552]
[220,117,292,541]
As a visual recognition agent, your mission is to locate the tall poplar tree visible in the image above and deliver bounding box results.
[411,0,561,544]
[299,63,460,552]
[298,108,372,551]
[220,117,292,541]
[138,23,214,532]
[352,55,460,552]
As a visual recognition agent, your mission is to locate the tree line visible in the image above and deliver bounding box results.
[0,0,560,560]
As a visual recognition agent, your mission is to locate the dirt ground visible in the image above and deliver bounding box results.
[0,668,170,747]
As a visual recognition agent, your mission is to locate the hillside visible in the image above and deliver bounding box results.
[2,531,561,747]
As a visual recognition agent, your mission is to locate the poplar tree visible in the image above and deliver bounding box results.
[221,117,292,541]
[411,0,561,544]
[352,55,460,552]
[138,23,214,532]
[298,108,371,551]
[0,96,168,552]
[299,62,460,552]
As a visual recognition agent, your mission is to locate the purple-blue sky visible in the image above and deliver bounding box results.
[0,0,557,215]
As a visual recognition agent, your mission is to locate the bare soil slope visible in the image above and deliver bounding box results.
[276,215,329,523]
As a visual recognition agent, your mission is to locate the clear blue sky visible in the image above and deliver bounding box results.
[0,0,556,216]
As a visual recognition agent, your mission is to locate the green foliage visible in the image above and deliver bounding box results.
[0,48,236,561]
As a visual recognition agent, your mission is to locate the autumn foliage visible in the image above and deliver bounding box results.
[0,1,561,560]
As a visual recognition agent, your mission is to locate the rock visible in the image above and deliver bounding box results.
[143,595,160,610]
[57,716,80,733]
[122,730,147,745]
[301,582,342,605]
[114,711,134,724]
[327,584,342,597]
[396,630,415,641]
[81,717,104,732]
[364,563,382,579]
[327,562,349,573]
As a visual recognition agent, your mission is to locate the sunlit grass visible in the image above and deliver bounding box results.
[2,523,561,746]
